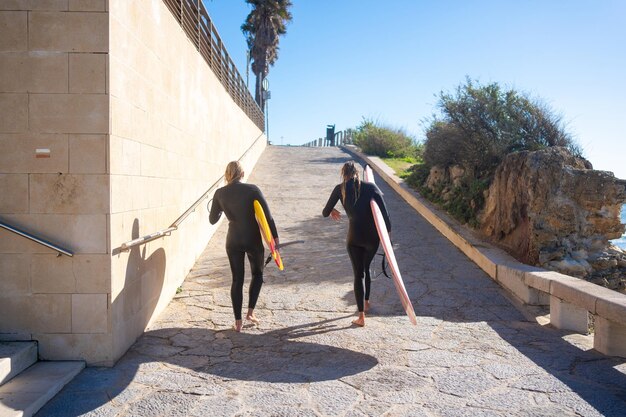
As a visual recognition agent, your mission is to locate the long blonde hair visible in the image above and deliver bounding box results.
[225,161,244,184]
[340,161,361,204]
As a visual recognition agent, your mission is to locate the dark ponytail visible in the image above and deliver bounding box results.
[340,161,361,205]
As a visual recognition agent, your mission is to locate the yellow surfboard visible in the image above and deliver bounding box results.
[253,200,283,270]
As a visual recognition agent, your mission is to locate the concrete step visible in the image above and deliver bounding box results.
[0,342,37,385]
[0,361,84,417]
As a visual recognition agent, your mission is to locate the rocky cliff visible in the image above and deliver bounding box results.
[479,147,626,290]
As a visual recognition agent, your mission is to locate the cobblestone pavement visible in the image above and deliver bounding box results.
[38,146,626,416]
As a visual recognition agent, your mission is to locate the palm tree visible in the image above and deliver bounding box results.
[241,0,292,111]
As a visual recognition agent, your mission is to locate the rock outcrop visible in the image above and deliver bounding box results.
[424,164,469,204]
[480,147,626,289]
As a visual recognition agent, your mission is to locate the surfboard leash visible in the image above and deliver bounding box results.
[381,252,390,278]
[373,252,391,279]
[380,238,400,279]
[264,240,305,267]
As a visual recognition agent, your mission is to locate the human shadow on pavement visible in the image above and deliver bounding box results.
[197,315,376,383]
[36,317,378,417]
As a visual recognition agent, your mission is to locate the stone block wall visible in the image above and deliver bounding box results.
[0,0,265,365]
[107,0,266,363]
[0,0,112,364]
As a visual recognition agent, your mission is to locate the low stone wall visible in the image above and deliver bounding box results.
[345,146,626,358]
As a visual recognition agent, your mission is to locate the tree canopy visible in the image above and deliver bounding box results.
[241,0,292,109]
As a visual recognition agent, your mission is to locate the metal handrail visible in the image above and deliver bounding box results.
[0,220,73,257]
[119,133,265,252]
[161,0,265,131]
[118,175,223,252]
[170,177,223,228]
[119,227,178,252]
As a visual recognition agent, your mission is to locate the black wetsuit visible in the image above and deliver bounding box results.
[323,178,391,312]
[209,181,278,320]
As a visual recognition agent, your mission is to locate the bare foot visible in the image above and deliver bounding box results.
[352,318,365,327]
[352,313,365,327]
[233,320,242,332]
[246,314,260,324]
[364,300,370,312]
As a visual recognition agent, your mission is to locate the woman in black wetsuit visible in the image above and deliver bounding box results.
[323,161,391,327]
[209,161,279,332]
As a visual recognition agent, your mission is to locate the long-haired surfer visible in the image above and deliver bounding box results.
[209,161,279,332]
[322,161,391,326]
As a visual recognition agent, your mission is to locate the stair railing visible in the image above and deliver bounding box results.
[0,220,73,257]
[118,133,265,252]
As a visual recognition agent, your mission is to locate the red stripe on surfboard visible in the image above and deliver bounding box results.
[254,200,284,270]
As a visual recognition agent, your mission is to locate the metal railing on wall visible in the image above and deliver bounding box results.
[302,129,354,147]
[117,133,265,253]
[162,0,264,131]
[0,220,73,257]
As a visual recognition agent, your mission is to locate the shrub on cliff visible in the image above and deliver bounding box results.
[353,119,422,159]
[406,78,582,226]
[405,163,490,226]
[422,78,581,177]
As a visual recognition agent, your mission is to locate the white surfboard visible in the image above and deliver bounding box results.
[364,165,417,325]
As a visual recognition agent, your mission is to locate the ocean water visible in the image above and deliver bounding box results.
[612,204,626,250]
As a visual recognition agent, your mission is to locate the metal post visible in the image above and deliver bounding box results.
[246,50,250,88]
[266,99,269,140]
[262,78,270,141]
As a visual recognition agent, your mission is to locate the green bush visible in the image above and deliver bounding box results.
[441,178,490,227]
[353,119,422,159]
[404,163,430,190]
[405,163,490,226]
[423,78,581,177]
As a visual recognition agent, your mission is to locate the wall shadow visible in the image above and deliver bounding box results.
[111,219,168,358]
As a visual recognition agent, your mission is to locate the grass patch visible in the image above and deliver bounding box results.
[381,157,422,178]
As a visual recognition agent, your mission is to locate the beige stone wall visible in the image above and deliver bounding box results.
[0,1,113,364]
[108,0,265,363]
[1,0,265,365]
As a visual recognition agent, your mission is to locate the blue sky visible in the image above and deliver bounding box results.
[204,0,626,179]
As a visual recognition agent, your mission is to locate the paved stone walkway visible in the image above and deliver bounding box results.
[38,147,626,416]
